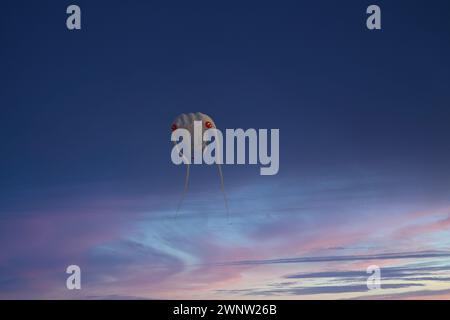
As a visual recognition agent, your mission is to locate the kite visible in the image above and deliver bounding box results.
[171,112,229,218]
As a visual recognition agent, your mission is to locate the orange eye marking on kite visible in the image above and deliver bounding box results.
[205,121,213,129]
[171,124,178,131]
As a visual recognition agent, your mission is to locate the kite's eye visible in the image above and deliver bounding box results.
[171,124,178,131]
[205,121,213,129]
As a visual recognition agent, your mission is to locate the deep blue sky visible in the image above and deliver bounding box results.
[1,0,450,197]
[1,1,450,299]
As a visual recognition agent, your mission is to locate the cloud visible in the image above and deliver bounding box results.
[393,215,450,240]
[1,174,450,299]
[217,283,425,297]
[285,264,450,281]
[353,288,450,300]
[220,251,450,266]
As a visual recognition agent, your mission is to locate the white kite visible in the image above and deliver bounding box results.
[171,112,229,218]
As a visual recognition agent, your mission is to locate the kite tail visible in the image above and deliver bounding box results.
[217,164,230,220]
[175,163,190,217]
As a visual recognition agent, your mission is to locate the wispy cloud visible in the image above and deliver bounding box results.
[217,283,425,297]
[1,174,450,299]
[220,251,450,266]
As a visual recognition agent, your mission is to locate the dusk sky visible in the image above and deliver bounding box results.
[1,0,450,299]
